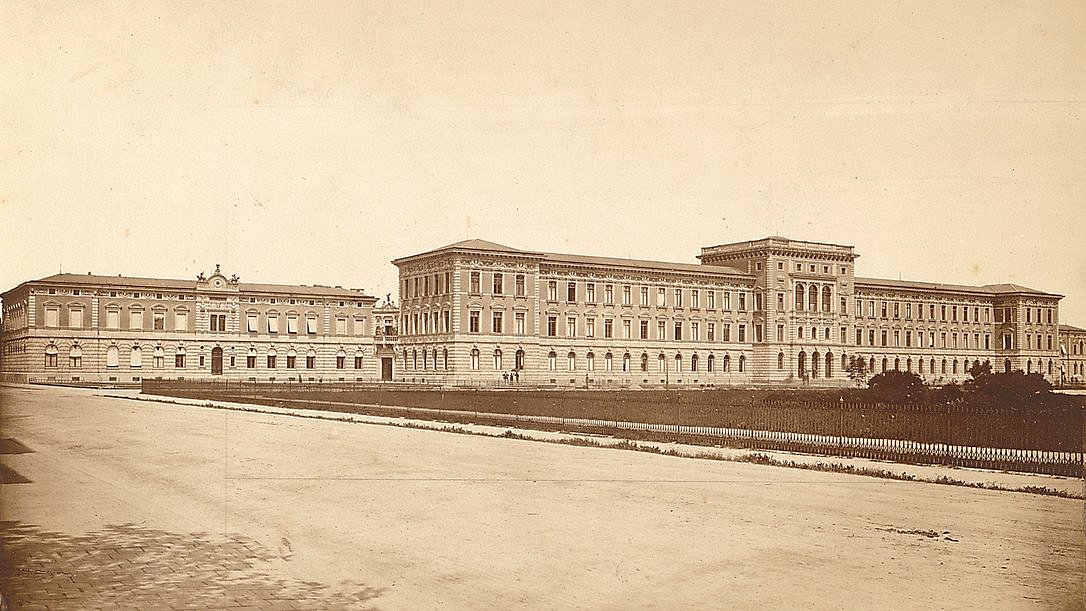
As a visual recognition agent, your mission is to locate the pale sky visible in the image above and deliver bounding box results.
[3,2,1084,323]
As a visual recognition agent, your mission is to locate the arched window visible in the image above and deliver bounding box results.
[798,351,806,377]
[514,349,524,371]
[44,344,58,368]
[941,359,948,374]
[794,284,805,311]
[1026,359,1031,374]
[930,358,935,374]
[69,345,83,368]
[812,351,820,378]
[658,353,666,372]
[470,348,480,370]
[825,352,833,377]
[881,358,888,372]
[917,358,923,374]
[130,345,142,368]
[106,345,119,368]
[953,359,959,374]
[432,348,438,370]
[869,357,876,372]
[906,358,912,372]
[894,357,900,371]
[621,352,629,372]
[548,351,557,371]
[674,353,682,373]
[586,352,595,371]
[778,352,785,370]
[568,351,576,371]
[640,353,649,372]
[808,285,818,312]
[822,286,832,313]
[723,354,731,372]
[707,354,715,372]
[494,349,502,370]
[1004,358,1011,373]
[1048,360,1053,375]
[691,353,699,372]
[738,355,746,372]
[412,349,418,370]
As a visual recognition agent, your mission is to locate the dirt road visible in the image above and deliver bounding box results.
[1,384,1082,609]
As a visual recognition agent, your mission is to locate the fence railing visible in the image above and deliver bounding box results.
[142,379,1085,477]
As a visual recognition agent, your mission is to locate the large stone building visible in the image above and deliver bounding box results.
[392,237,1071,387]
[0,266,389,384]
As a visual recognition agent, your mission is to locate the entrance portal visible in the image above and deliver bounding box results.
[381,357,393,381]
[211,347,223,375]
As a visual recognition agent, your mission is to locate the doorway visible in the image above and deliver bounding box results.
[381,357,393,381]
[211,347,223,375]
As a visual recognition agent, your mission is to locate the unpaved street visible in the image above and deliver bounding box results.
[1,384,1083,609]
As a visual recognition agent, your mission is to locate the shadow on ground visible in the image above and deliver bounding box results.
[0,521,383,609]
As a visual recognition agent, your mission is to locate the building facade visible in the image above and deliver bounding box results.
[393,237,1071,387]
[0,267,387,384]
[1059,324,1086,384]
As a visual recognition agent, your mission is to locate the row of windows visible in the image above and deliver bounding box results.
[544,281,749,310]
[853,329,997,351]
[42,287,365,308]
[405,272,455,299]
[41,344,367,370]
[40,307,367,336]
[541,316,755,342]
[854,299,996,324]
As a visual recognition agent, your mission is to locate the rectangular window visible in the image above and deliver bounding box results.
[548,281,557,301]
[493,273,504,295]
[894,330,900,347]
[44,307,59,328]
[674,289,683,308]
[738,293,746,311]
[604,285,614,305]
[673,321,682,340]
[869,329,876,346]
[881,330,888,346]
[658,320,666,339]
[335,318,347,335]
[105,309,120,329]
[175,354,185,368]
[174,311,187,331]
[690,321,699,341]
[586,283,596,303]
[691,290,699,309]
[737,324,746,342]
[707,291,715,309]
[721,292,731,310]
[515,274,526,296]
[567,282,577,302]
[306,317,318,334]
[755,293,763,312]
[493,312,503,334]
[70,308,84,329]
[708,322,717,341]
[267,355,276,368]
[657,288,666,306]
[641,320,650,339]
[722,324,731,342]
[755,324,763,342]
[623,319,632,339]
[622,285,631,305]
[604,319,614,338]
[640,287,649,306]
[286,355,297,368]
[567,317,577,337]
[336,356,345,369]
[306,355,315,369]
[855,329,862,346]
[547,316,557,337]
[469,311,480,333]
[287,316,298,334]
[515,312,525,335]
[353,356,363,369]
[470,271,481,294]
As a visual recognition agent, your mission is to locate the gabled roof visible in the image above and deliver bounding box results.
[542,252,750,278]
[1060,323,1086,334]
[855,276,1061,298]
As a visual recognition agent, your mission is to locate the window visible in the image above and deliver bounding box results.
[604,284,614,305]
[567,282,576,302]
[494,349,503,370]
[128,309,143,330]
[515,312,526,335]
[586,352,595,371]
[106,345,119,368]
[306,353,316,369]
[130,346,141,368]
[493,311,504,334]
[568,352,576,371]
[287,315,299,334]
[587,283,596,303]
[722,292,731,310]
[690,322,699,341]
[286,354,297,368]
[515,274,526,296]
[174,311,188,331]
[336,355,346,369]
[470,349,480,370]
[547,316,557,336]
[738,293,746,311]
[493,273,504,295]
[267,314,278,333]
[755,324,763,342]
[623,319,632,339]
[567,317,577,337]
[586,317,595,337]
[640,287,649,306]
[306,316,318,334]
[548,351,557,371]
[658,320,666,339]
[247,313,258,332]
[738,324,746,342]
[622,285,631,305]
[779,325,786,342]
[355,354,364,369]
[45,345,58,368]
[658,288,666,306]
[674,289,683,307]
[69,308,84,329]
[604,319,614,338]
[691,290,699,309]
[707,291,715,309]
[69,346,82,368]
[175,353,186,368]
[469,311,480,333]
[106,309,120,329]
[210,314,227,332]
[335,317,347,335]
[470,271,481,294]
[153,347,164,369]
[722,324,731,342]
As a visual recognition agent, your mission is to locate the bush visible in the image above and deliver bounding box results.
[866,370,926,404]
[963,366,1054,409]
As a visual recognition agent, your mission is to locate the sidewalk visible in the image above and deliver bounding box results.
[126,391,1084,498]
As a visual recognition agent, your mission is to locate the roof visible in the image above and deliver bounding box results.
[395,239,751,278]
[1060,323,1086,334]
[856,276,1061,297]
[6,273,375,300]
[542,252,749,278]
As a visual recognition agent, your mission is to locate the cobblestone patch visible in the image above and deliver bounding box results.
[0,521,383,609]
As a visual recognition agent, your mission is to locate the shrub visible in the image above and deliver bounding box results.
[866,370,925,404]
